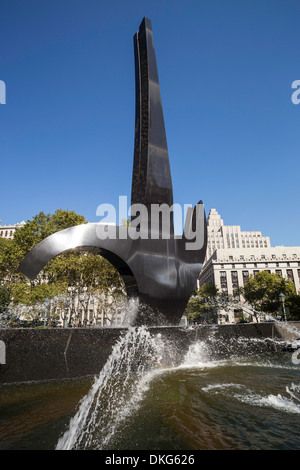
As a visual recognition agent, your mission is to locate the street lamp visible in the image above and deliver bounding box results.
[279,292,287,322]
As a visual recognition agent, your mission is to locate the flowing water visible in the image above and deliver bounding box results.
[1,325,300,450]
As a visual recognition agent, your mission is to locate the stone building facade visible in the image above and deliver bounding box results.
[199,246,300,295]
[0,222,26,239]
[198,209,300,323]
[206,209,271,260]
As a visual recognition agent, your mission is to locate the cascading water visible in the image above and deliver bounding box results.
[55,321,300,450]
[56,326,166,450]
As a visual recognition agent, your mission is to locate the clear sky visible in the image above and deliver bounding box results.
[0,0,299,247]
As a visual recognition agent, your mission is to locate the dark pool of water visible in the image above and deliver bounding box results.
[1,351,300,450]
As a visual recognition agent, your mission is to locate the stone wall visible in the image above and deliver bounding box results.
[0,322,299,385]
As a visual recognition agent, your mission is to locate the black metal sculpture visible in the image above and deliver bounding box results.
[18,18,207,326]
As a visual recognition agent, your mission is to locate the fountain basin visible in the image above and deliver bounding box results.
[1,322,299,385]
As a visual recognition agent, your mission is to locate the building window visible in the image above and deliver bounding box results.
[275,270,282,277]
[231,271,239,289]
[220,271,227,289]
[286,269,294,284]
[234,309,243,322]
[242,271,249,285]
[233,288,240,300]
[253,270,259,277]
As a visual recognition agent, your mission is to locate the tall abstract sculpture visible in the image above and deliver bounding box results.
[18,18,207,326]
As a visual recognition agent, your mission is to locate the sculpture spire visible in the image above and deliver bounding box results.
[18,18,207,326]
[131,18,173,217]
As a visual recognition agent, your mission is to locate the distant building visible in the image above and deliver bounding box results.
[0,222,26,239]
[205,209,271,261]
[199,246,300,295]
[198,209,300,323]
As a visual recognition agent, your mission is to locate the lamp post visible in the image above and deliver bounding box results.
[279,292,287,322]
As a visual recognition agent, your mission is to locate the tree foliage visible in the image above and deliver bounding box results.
[185,283,232,324]
[243,271,296,315]
[0,285,11,313]
[0,209,125,323]
[186,272,300,324]
[286,294,300,320]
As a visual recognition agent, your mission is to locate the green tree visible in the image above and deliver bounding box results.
[47,251,122,289]
[13,209,87,261]
[185,283,231,324]
[0,285,11,313]
[10,281,68,305]
[0,237,19,282]
[286,294,300,320]
[0,209,125,325]
[0,210,87,284]
[243,271,296,317]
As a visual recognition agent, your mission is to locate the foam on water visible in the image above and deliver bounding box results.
[177,341,228,370]
[201,382,300,415]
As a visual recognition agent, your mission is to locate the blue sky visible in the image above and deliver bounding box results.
[0,0,299,246]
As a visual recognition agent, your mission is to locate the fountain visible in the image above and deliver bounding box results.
[54,322,300,450]
[1,18,300,451]
[56,326,165,450]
